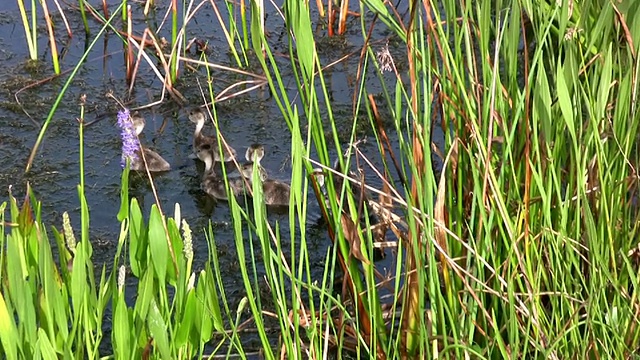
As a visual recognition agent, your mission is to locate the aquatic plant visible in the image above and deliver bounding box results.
[116,109,140,169]
[5,0,640,359]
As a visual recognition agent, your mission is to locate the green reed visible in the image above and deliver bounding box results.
[17,0,37,60]
[78,0,90,36]
[169,0,178,82]
[232,0,640,358]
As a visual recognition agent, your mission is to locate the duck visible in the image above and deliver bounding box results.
[198,147,248,201]
[129,113,171,172]
[262,180,291,207]
[310,166,385,258]
[241,159,291,207]
[311,167,370,211]
[188,107,236,162]
[310,166,382,228]
[239,143,268,181]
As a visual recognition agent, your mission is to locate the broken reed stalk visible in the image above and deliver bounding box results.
[328,0,334,36]
[78,0,90,35]
[400,0,429,355]
[40,0,60,74]
[315,0,325,18]
[125,5,134,85]
[240,0,249,50]
[338,0,348,35]
[17,0,37,60]
[51,0,73,37]
[121,0,127,21]
[170,0,178,82]
[102,0,108,18]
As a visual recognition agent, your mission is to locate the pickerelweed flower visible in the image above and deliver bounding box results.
[117,109,140,168]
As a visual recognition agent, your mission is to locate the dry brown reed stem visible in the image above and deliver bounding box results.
[144,0,154,17]
[351,16,377,111]
[127,29,186,106]
[612,2,636,60]
[307,166,377,355]
[126,5,134,85]
[207,0,245,54]
[179,55,268,101]
[338,0,349,34]
[368,94,407,187]
[401,0,429,356]
[40,0,59,66]
[51,0,72,37]
[315,0,325,17]
[70,2,157,48]
[102,0,108,18]
[327,0,334,36]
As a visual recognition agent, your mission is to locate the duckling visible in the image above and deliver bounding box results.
[188,107,236,162]
[262,180,291,207]
[245,143,265,162]
[242,160,291,207]
[198,147,247,201]
[239,144,268,181]
[311,167,369,211]
[240,143,268,178]
[129,113,171,172]
[310,167,385,258]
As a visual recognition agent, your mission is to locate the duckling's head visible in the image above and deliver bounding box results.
[130,112,146,136]
[311,168,325,187]
[196,146,214,173]
[245,143,265,162]
[241,162,268,182]
[188,108,206,124]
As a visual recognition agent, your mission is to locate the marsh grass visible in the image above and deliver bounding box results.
[5,0,640,358]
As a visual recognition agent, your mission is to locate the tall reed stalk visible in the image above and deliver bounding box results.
[17,0,38,60]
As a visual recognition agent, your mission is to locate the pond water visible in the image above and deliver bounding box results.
[0,0,443,355]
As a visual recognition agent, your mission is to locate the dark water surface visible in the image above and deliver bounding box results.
[0,0,443,355]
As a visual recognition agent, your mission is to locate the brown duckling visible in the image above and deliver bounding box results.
[198,147,247,201]
[129,113,171,172]
[242,161,291,207]
[240,143,269,181]
[188,107,236,162]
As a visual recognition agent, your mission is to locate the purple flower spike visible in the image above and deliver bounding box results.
[116,109,140,169]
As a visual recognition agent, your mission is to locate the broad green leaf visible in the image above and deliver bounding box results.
[71,241,87,325]
[148,205,168,284]
[556,63,576,143]
[38,228,68,343]
[286,0,314,79]
[129,198,143,276]
[0,291,19,360]
[596,45,612,120]
[113,296,131,359]
[165,218,182,285]
[147,300,171,359]
[534,62,552,139]
[174,290,195,348]
[195,272,214,342]
[36,328,56,360]
[134,270,154,320]
[7,233,37,346]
